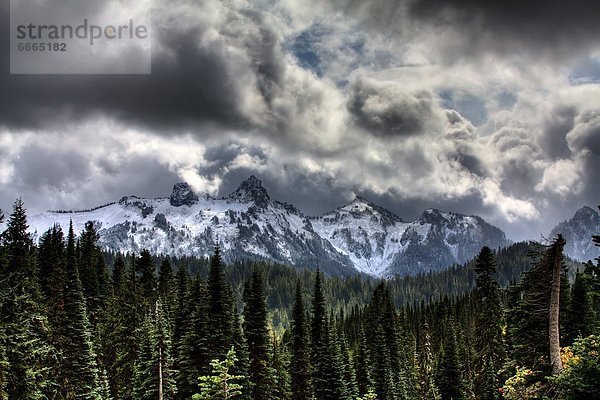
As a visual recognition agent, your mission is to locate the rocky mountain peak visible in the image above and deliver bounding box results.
[549,205,599,262]
[170,182,198,207]
[573,205,597,221]
[419,208,446,223]
[227,175,270,207]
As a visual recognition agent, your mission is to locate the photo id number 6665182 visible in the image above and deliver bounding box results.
[17,42,67,52]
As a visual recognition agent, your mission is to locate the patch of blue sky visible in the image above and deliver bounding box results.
[438,89,488,127]
[287,21,374,86]
[568,56,600,85]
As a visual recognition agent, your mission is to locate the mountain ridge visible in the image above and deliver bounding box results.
[22,176,512,277]
[549,205,600,263]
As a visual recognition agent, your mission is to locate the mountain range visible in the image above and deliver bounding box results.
[18,176,597,277]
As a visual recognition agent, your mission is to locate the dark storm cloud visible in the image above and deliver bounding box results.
[409,0,600,60]
[539,106,576,160]
[568,110,600,154]
[347,78,439,137]
[11,144,91,189]
[0,1,270,132]
[319,0,600,62]
[1,149,180,214]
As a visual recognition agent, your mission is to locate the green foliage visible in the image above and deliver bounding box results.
[242,268,272,399]
[60,222,101,399]
[2,201,599,400]
[193,347,245,400]
[178,275,210,398]
[473,246,504,399]
[555,335,600,399]
[290,279,311,400]
[435,319,466,400]
[133,300,177,400]
[0,199,58,400]
[207,244,234,361]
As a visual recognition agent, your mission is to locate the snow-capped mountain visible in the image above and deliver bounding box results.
[23,176,510,277]
[549,206,599,263]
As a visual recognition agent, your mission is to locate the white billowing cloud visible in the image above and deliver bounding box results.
[535,159,583,197]
[1,0,599,242]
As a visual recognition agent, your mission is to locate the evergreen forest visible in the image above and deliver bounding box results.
[1,198,599,399]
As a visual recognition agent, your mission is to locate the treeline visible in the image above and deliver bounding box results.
[0,199,599,399]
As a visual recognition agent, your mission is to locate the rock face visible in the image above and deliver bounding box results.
[25,176,510,277]
[227,175,270,208]
[170,182,198,206]
[549,206,600,262]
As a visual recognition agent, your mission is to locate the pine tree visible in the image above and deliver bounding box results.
[133,301,177,400]
[0,199,57,399]
[472,246,504,399]
[355,325,374,398]
[291,279,311,400]
[564,271,592,344]
[207,244,234,361]
[509,235,566,375]
[312,317,345,400]
[271,338,292,400]
[138,249,157,303]
[171,263,188,398]
[61,221,101,399]
[178,275,210,398]
[79,222,101,307]
[243,269,272,400]
[417,323,439,400]
[435,319,465,400]
[193,347,245,400]
[339,330,359,399]
[158,258,174,300]
[111,255,127,297]
[37,225,66,313]
[231,306,251,400]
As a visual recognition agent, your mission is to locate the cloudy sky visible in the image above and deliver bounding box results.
[1,0,599,241]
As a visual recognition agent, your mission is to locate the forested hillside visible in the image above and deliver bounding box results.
[1,199,599,399]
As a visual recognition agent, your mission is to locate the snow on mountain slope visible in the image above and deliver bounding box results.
[387,208,509,276]
[549,206,599,262]
[310,197,410,276]
[22,176,510,277]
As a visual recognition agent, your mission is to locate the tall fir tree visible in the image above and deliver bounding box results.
[171,263,189,397]
[138,249,157,304]
[509,235,566,375]
[355,325,374,398]
[231,306,251,400]
[243,269,272,400]
[158,258,174,301]
[207,243,234,361]
[0,199,57,400]
[78,222,101,309]
[312,317,345,400]
[339,330,359,400]
[37,225,66,315]
[271,338,292,400]
[417,323,439,400]
[435,319,466,400]
[291,279,311,400]
[133,300,177,400]
[61,221,101,400]
[472,246,504,400]
[178,275,210,399]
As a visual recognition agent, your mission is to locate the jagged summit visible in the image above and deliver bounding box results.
[25,176,512,277]
[574,205,597,220]
[227,175,270,207]
[549,205,599,262]
[170,182,198,207]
